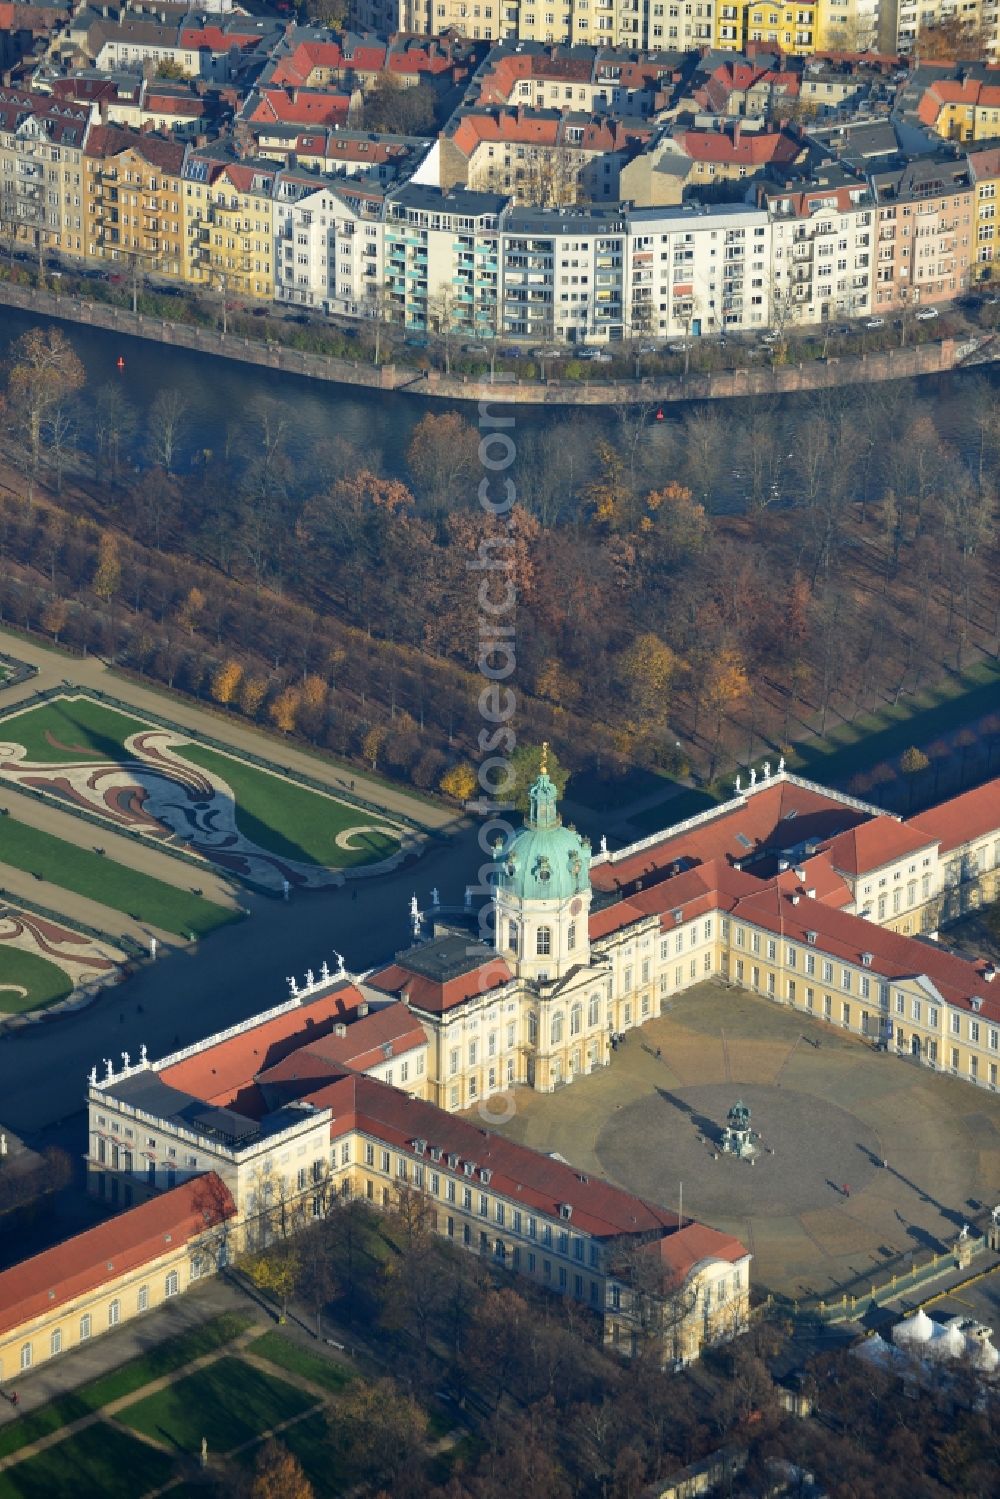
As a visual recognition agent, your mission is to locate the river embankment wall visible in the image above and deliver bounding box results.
[0,281,991,407]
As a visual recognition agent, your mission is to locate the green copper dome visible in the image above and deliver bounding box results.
[496,764,591,902]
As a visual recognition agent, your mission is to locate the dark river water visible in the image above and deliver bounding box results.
[0,305,994,481]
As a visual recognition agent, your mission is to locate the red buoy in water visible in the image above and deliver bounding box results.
[655,407,665,421]
[116,356,125,370]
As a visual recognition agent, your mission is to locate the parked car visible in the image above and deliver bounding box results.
[915,308,939,321]
[462,343,489,354]
[864,317,885,329]
[637,341,658,354]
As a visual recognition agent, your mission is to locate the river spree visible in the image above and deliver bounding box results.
[1,304,995,483]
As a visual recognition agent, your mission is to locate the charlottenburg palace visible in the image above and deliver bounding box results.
[2,763,998,1384]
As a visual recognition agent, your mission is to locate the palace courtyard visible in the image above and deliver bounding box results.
[485,982,1000,1301]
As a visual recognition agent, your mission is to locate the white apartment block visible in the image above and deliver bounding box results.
[274,180,387,318]
[764,179,875,326]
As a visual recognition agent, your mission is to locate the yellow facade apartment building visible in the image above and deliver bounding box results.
[83,125,186,278]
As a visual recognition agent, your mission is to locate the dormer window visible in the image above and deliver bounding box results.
[971,996,983,1013]
[411,1138,427,1155]
[861,953,873,967]
[447,1152,459,1169]
[806,931,817,945]
[480,1167,492,1184]
[673,909,683,925]
[429,1146,442,1162]
[463,1161,475,1177]
[559,1203,573,1220]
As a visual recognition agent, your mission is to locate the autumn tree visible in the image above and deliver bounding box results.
[250,1439,314,1499]
[620,632,681,741]
[173,588,201,636]
[41,597,69,644]
[703,646,750,782]
[243,1243,300,1320]
[588,440,633,532]
[406,412,480,510]
[269,686,300,735]
[92,532,121,603]
[440,762,477,801]
[362,724,387,770]
[211,659,243,706]
[330,1377,428,1495]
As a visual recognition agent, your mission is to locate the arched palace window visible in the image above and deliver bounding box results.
[536,926,552,956]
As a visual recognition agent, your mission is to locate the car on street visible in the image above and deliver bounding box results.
[463,343,489,354]
[864,317,885,329]
[915,308,939,320]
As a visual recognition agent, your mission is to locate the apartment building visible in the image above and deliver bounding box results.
[382,181,504,333]
[762,171,875,324]
[870,153,973,310]
[82,125,186,276]
[441,105,653,202]
[888,0,1000,56]
[745,0,823,52]
[468,38,679,116]
[913,75,1000,142]
[180,144,278,299]
[273,174,386,317]
[968,143,1000,280]
[0,87,93,260]
[625,201,773,335]
[350,0,714,51]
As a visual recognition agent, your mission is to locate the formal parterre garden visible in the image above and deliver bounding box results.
[0,901,128,1016]
[0,694,405,891]
[0,1315,354,1499]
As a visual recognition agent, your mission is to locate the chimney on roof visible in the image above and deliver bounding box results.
[806,887,816,900]
[985,966,996,983]
[794,867,806,881]
[358,1001,369,1017]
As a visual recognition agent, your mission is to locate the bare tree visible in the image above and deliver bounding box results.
[146,388,188,474]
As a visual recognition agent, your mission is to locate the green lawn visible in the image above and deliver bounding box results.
[119,1355,314,1454]
[0,699,147,763]
[0,817,234,937]
[0,1312,255,1463]
[0,1422,174,1499]
[175,743,400,868]
[787,660,1000,788]
[273,1410,344,1498]
[248,1331,352,1394]
[0,944,73,1012]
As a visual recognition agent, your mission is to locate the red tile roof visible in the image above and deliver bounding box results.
[731,883,1000,1022]
[0,1174,234,1340]
[318,1072,683,1241]
[679,123,802,168]
[820,816,936,877]
[258,1004,427,1096]
[646,1222,750,1282]
[908,780,1000,855]
[367,956,513,1014]
[159,984,371,1106]
[83,124,186,172]
[249,87,350,128]
[592,781,869,894]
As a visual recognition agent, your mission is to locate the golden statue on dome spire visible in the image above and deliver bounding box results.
[540,741,549,776]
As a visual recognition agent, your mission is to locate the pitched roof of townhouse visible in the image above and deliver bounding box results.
[310,1071,683,1242]
[0,86,92,145]
[678,123,803,168]
[731,882,1000,1021]
[697,61,800,113]
[591,779,871,895]
[0,1174,235,1339]
[914,74,1000,127]
[819,816,937,877]
[449,106,651,157]
[367,937,513,1015]
[83,123,186,172]
[247,87,350,128]
[158,983,373,1106]
[907,780,1000,855]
